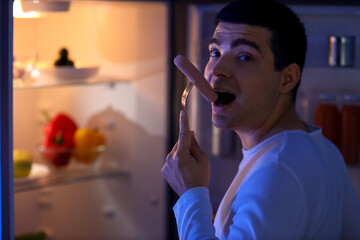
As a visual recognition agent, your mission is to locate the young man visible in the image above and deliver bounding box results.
[162,0,360,239]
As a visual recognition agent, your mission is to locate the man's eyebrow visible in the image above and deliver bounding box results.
[209,37,261,54]
[231,38,261,53]
[209,37,220,46]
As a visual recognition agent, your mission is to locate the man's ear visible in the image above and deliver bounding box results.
[279,63,301,94]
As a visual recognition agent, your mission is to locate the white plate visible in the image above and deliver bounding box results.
[32,62,99,81]
[53,66,99,80]
[14,163,50,183]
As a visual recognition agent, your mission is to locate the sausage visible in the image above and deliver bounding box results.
[174,55,218,103]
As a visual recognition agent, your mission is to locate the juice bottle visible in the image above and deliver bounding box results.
[340,94,360,165]
[315,93,340,148]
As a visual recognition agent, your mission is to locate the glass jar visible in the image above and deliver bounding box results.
[315,93,341,148]
[340,94,360,165]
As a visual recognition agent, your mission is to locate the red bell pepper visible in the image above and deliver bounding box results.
[42,112,77,167]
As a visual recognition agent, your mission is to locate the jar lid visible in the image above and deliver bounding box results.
[344,94,360,101]
[344,94,360,104]
[319,93,336,100]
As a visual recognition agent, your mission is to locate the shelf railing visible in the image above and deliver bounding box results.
[14,167,129,193]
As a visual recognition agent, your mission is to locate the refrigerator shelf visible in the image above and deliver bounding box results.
[14,167,129,193]
[13,76,131,90]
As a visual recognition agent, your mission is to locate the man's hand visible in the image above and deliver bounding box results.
[162,110,210,196]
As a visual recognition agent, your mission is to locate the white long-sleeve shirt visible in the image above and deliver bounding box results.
[173,126,360,239]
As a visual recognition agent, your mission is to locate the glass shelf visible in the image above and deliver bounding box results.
[13,76,131,90]
[14,167,129,193]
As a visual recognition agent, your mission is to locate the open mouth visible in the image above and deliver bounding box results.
[214,90,236,106]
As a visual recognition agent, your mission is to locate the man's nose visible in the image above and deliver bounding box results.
[211,55,231,78]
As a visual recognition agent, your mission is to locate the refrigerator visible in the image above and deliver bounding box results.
[10,1,170,239]
[2,1,360,239]
[185,3,360,212]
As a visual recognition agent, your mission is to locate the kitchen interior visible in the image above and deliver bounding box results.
[7,0,360,239]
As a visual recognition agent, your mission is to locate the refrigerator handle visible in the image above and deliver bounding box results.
[212,126,237,157]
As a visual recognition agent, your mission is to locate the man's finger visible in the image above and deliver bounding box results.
[190,133,208,162]
[177,110,191,152]
[169,141,179,156]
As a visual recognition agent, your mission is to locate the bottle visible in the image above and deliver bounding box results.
[295,89,310,122]
[340,94,360,165]
[315,93,340,148]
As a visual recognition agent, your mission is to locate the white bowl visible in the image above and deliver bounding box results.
[38,145,106,169]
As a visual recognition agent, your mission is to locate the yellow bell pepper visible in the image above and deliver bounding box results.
[73,128,106,164]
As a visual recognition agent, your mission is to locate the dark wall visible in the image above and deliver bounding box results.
[174,0,360,6]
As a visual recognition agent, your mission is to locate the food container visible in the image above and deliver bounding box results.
[314,93,340,148]
[340,94,360,165]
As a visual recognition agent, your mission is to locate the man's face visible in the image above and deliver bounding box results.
[205,22,282,132]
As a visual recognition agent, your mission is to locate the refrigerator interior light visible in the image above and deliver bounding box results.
[13,0,41,18]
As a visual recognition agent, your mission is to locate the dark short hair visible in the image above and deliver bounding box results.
[215,0,307,102]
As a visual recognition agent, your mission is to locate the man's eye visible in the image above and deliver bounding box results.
[210,50,220,57]
[239,55,252,62]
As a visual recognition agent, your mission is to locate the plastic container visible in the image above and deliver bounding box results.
[315,93,341,148]
[340,94,360,165]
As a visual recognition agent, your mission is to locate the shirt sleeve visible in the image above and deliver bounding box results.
[173,187,217,240]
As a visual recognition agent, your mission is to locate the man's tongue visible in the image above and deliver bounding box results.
[214,91,236,106]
